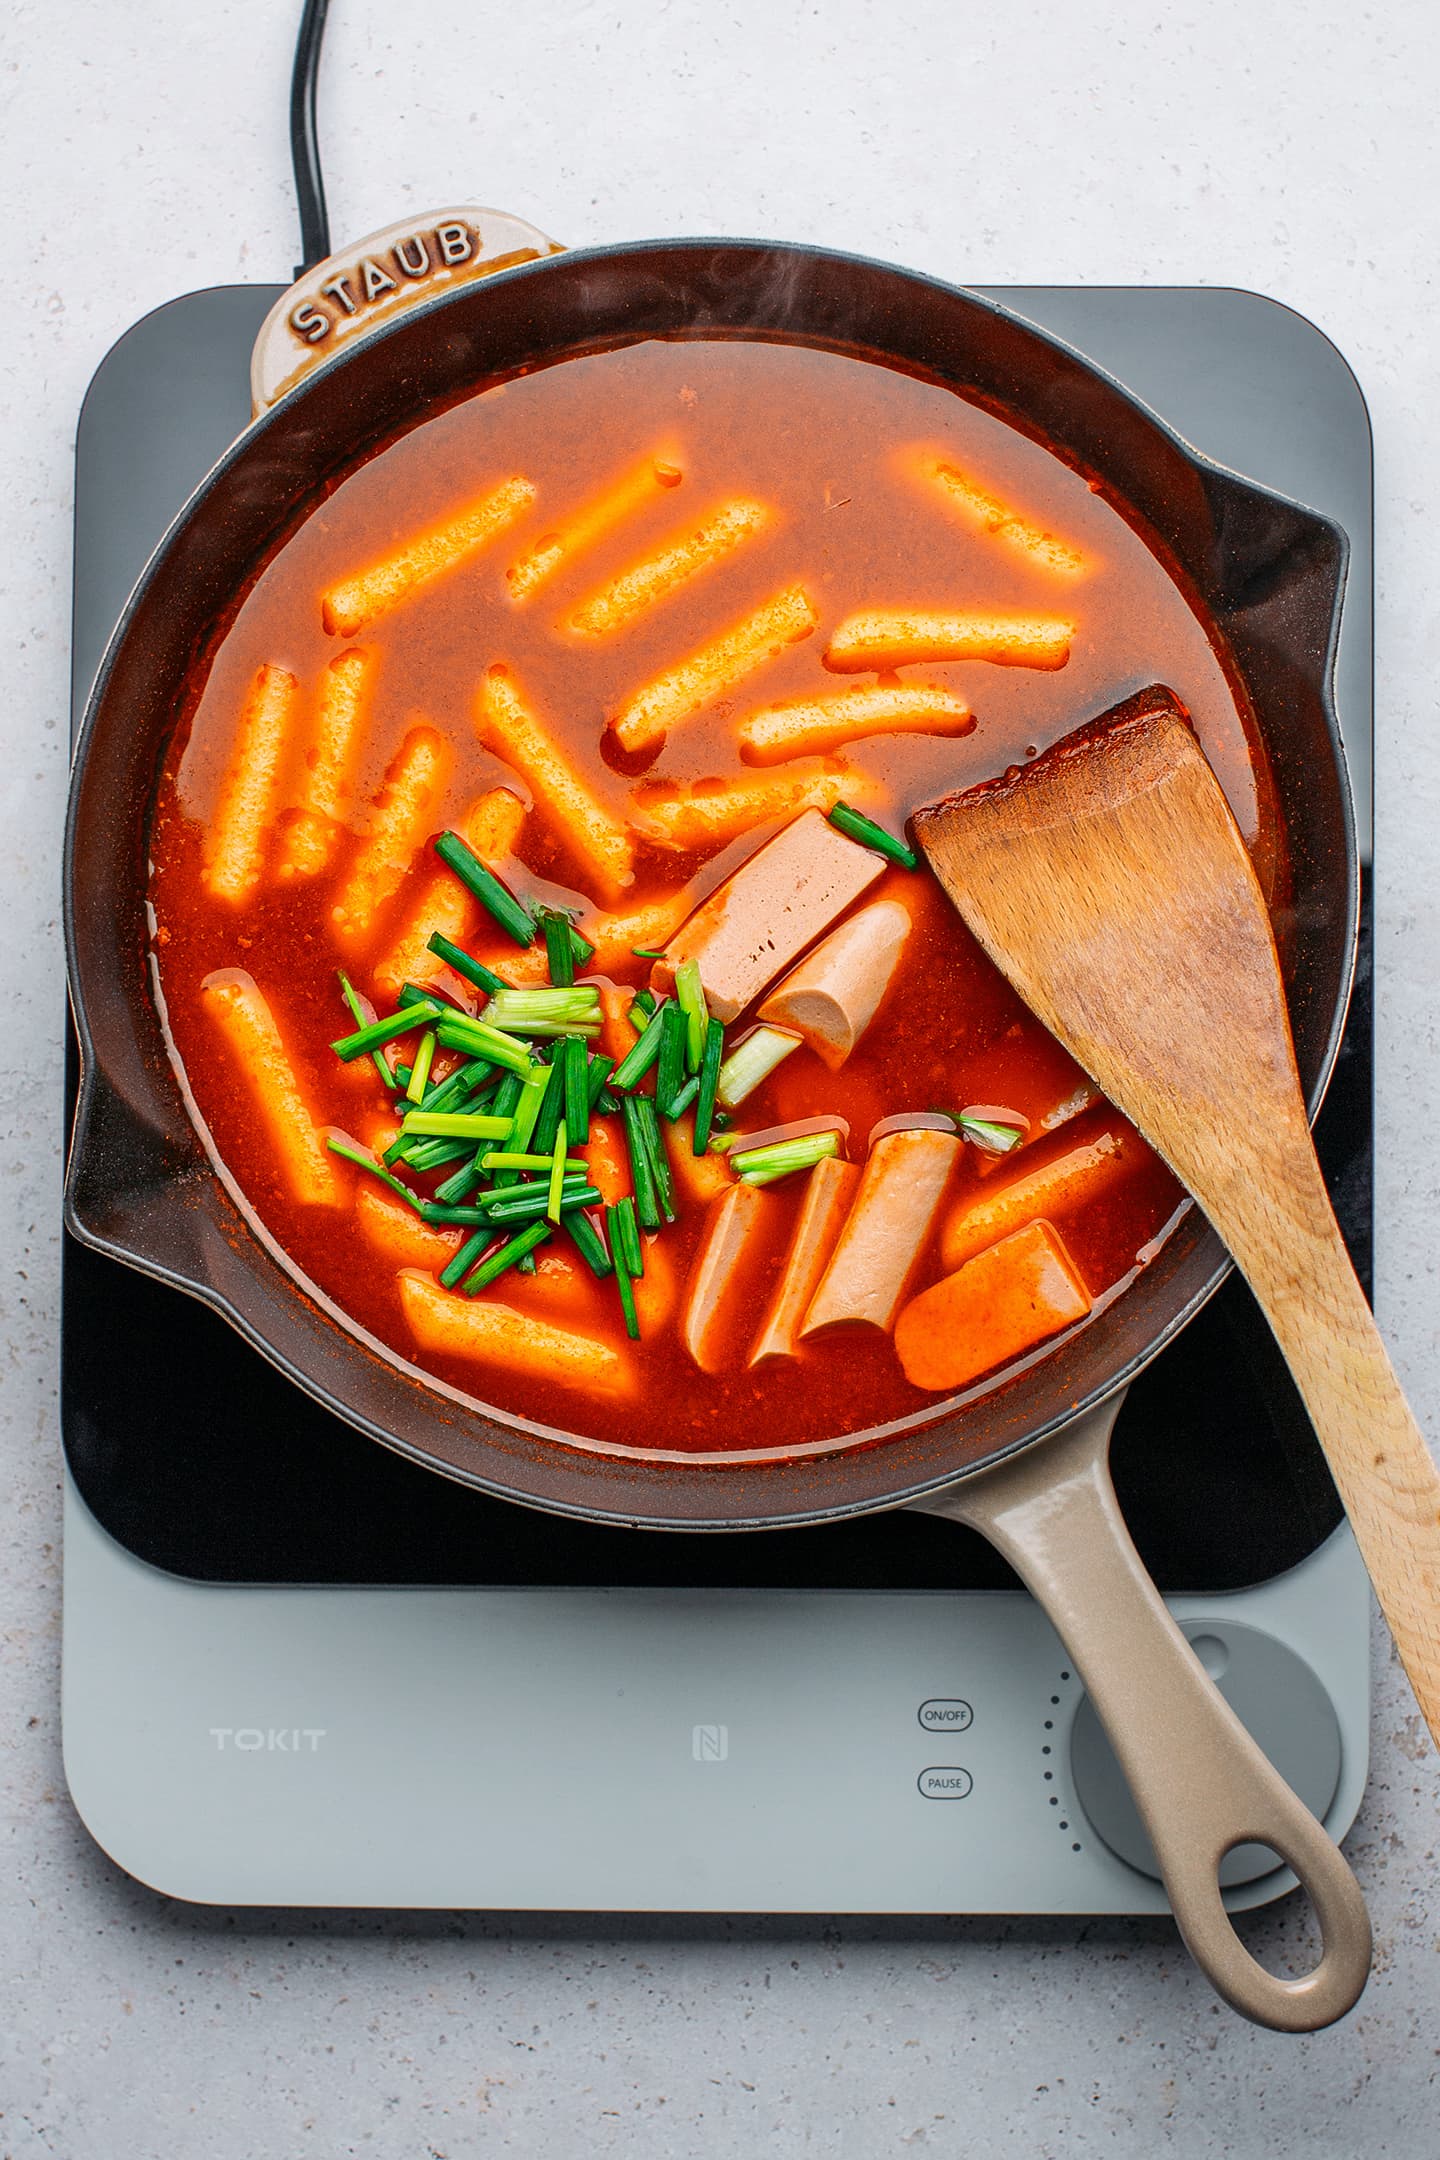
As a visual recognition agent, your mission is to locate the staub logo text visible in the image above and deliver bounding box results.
[210,1728,327,1753]
[289,222,477,346]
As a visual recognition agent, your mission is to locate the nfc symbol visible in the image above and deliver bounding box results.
[691,1723,729,1762]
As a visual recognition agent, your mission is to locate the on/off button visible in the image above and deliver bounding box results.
[918,1698,973,1733]
[918,1766,973,1800]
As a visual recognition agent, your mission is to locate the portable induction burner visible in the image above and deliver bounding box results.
[62,281,1375,1911]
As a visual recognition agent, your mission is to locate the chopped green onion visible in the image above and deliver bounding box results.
[484,1179,601,1226]
[539,907,576,987]
[461,1218,553,1294]
[563,1208,614,1279]
[655,1001,686,1121]
[337,972,399,1089]
[630,946,666,959]
[562,1035,590,1146]
[609,1199,642,1339]
[434,1157,487,1206]
[507,1061,552,1159]
[568,924,596,967]
[405,1030,437,1105]
[635,1095,676,1223]
[619,1094,660,1230]
[331,999,443,1062]
[400,1135,477,1171]
[715,1025,801,1109]
[826,800,919,870]
[611,1196,645,1279]
[477,1149,572,1173]
[665,1073,700,1119]
[398,980,444,1010]
[421,1059,497,1114]
[731,1131,842,1185]
[433,1016,535,1075]
[324,1135,427,1213]
[692,1016,725,1156]
[439,1226,498,1289]
[426,930,507,996]
[628,988,657,1027]
[434,830,535,947]
[611,999,670,1092]
[585,1052,615,1108]
[484,986,601,1037]
[399,1110,514,1140]
[673,957,708,1073]
[959,1113,1027,1154]
[528,1055,565,1158]
[547,1121,569,1222]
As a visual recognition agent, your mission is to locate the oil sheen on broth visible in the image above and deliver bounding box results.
[147,337,1276,1460]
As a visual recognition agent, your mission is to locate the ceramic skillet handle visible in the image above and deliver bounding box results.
[249,205,565,415]
[909,1398,1372,2032]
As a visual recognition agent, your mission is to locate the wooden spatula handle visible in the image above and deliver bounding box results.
[1221,1138,1440,1742]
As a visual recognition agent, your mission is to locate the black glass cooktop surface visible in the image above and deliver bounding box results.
[63,282,1372,1591]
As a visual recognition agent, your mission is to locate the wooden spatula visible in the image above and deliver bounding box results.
[915,685,1440,1746]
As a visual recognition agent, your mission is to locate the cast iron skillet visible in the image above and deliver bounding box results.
[63,224,1364,2028]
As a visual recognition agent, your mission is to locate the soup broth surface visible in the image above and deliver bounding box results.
[149,335,1277,1459]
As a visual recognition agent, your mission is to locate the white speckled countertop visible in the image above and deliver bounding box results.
[3,1,1439,2151]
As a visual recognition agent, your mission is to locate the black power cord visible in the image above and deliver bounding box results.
[290,0,332,277]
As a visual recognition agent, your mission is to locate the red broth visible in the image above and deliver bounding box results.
[148,335,1278,1459]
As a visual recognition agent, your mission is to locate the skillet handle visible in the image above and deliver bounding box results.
[910,1399,1372,2032]
[250,205,565,416]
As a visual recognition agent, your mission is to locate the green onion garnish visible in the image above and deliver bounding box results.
[426,930,506,996]
[439,1226,495,1289]
[715,1025,801,1109]
[584,1052,615,1108]
[540,908,576,987]
[433,1016,535,1075]
[655,1001,686,1121]
[666,1073,700,1119]
[628,988,657,1027]
[619,1094,660,1230]
[434,1157,487,1206]
[485,1179,601,1226]
[731,1130,842,1185]
[399,1110,514,1140]
[529,1055,566,1158]
[422,1058,497,1113]
[959,1113,1027,1154]
[461,1218,553,1294]
[630,946,666,959]
[692,1016,725,1156]
[434,830,535,947]
[546,1121,569,1222]
[324,1135,427,1212]
[398,980,444,1010]
[337,971,400,1089]
[563,1208,614,1279]
[484,986,602,1037]
[609,1198,643,1339]
[400,1135,477,1171]
[826,800,919,870]
[611,1196,645,1279]
[562,1034,590,1146]
[673,957,708,1073]
[635,1095,676,1223]
[611,999,670,1092]
[405,1030,437,1106]
[331,998,444,1062]
[478,1149,574,1173]
[507,1062,552,1159]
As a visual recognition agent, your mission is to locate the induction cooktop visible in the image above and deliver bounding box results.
[61,277,1375,1911]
